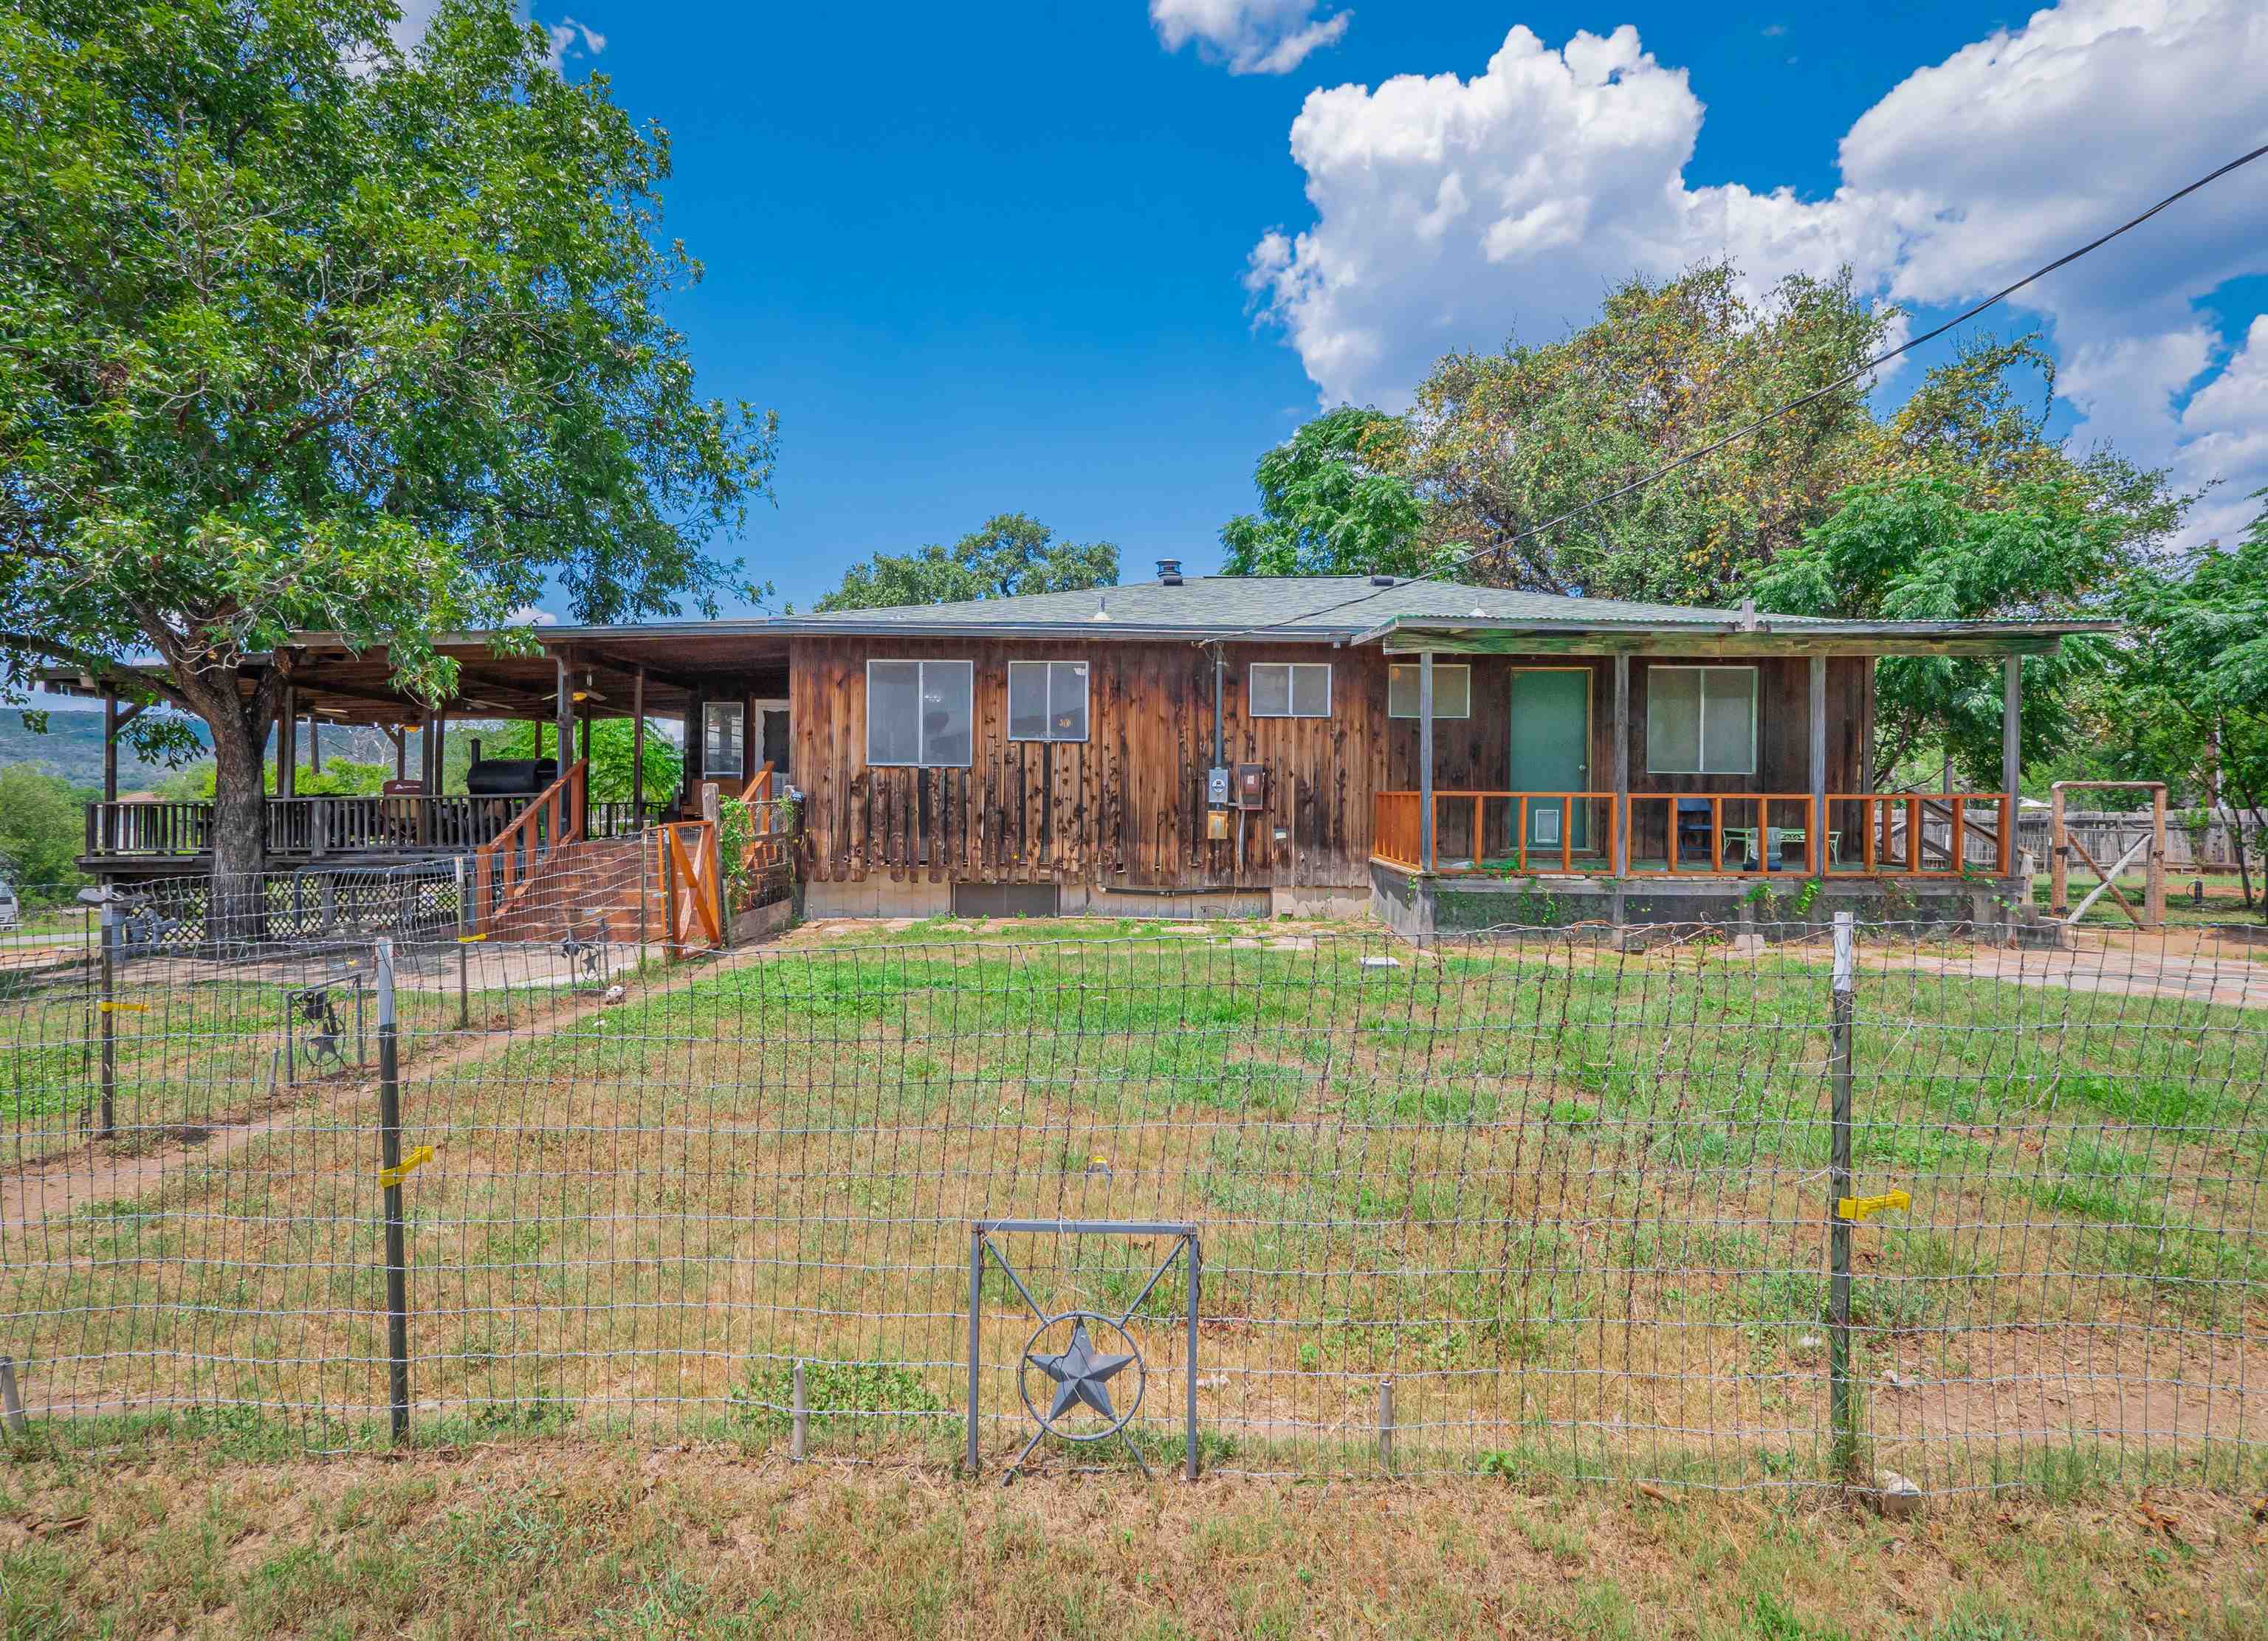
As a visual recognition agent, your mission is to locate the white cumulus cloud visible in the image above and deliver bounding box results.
[1248,0,2268,546]
[1151,1,1351,77]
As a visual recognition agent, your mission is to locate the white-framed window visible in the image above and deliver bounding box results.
[866,659,973,768]
[1249,661,1332,718]
[1646,665,1758,774]
[701,701,744,777]
[1387,662,1471,719]
[1008,660,1090,743]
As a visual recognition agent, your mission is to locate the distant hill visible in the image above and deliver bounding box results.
[0,712,207,791]
[0,712,417,792]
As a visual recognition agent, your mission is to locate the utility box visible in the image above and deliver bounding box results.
[1234,763,1268,810]
[1206,809,1230,841]
[1206,766,1232,807]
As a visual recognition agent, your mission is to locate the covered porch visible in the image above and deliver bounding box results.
[59,625,797,876]
[1358,608,2093,933]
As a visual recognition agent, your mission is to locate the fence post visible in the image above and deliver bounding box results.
[0,1355,27,1439]
[1377,1377,1395,1474]
[375,939,411,1445]
[453,856,471,1031]
[966,1227,984,1473]
[790,1359,808,1462]
[1827,910,1858,1483]
[96,898,118,1139]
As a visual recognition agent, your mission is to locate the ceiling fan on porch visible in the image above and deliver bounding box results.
[541,668,609,706]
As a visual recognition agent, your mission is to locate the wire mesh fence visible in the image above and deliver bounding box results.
[0,910,2261,1495]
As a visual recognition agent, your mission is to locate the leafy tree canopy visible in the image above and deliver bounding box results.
[1750,476,2128,787]
[0,0,775,875]
[0,766,93,901]
[1219,409,1431,577]
[1221,264,2185,608]
[814,514,1116,611]
[2100,495,2268,912]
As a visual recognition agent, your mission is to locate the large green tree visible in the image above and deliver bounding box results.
[814,512,1116,611]
[2106,495,2268,914]
[1219,408,1429,577]
[0,0,775,886]
[1749,477,2128,788]
[1222,265,2183,610]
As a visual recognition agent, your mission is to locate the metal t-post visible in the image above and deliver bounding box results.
[376,939,411,1444]
[97,899,118,1139]
[453,857,470,1031]
[1827,910,1857,1481]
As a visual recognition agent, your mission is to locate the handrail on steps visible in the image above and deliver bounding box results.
[470,759,588,925]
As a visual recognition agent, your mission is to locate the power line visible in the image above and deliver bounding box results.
[1225,140,2268,639]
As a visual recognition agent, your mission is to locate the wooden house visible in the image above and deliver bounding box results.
[66,566,2097,933]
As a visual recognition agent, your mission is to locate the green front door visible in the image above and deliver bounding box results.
[1508,669,1590,853]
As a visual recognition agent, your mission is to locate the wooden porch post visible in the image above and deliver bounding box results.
[1808,655,1827,876]
[307,715,323,774]
[630,667,647,815]
[1611,653,1629,876]
[432,711,447,794]
[279,687,298,799]
[391,726,407,782]
[1418,650,1435,873]
[554,653,579,832]
[101,685,119,804]
[2002,655,2022,878]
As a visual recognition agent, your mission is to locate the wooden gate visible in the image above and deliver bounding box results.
[657,821,723,957]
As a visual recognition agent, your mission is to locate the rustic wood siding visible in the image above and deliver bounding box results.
[793,639,1874,889]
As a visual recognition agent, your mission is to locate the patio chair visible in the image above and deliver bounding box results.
[1674,798,1714,867]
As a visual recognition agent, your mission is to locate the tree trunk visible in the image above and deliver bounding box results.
[203,691,271,944]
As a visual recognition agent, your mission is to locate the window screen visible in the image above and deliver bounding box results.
[1387,663,1471,718]
[701,701,745,777]
[1646,665,1756,774]
[867,660,973,767]
[1250,662,1332,718]
[1008,661,1090,743]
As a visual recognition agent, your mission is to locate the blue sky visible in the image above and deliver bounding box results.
[510,2,2268,614]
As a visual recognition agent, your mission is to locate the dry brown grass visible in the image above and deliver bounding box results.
[1,1440,2263,1638]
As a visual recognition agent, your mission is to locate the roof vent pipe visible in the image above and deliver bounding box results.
[1157,559,1183,585]
[1090,594,1111,622]
[1739,598,1758,631]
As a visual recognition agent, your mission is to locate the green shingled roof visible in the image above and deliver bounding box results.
[761,575,1821,636]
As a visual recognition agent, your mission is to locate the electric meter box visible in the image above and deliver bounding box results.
[1234,763,1268,810]
[1206,766,1232,807]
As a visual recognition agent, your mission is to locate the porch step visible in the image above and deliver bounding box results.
[481,837,659,944]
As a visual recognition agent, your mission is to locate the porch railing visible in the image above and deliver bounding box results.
[1372,791,2016,878]
[86,794,537,859]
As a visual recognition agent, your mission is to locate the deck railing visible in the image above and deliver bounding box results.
[1372,791,2015,878]
[86,794,539,859]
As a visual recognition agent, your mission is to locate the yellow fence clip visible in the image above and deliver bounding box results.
[1836,1188,1911,1223]
[378,1145,435,1189]
[97,1001,149,1014]
[456,934,487,944]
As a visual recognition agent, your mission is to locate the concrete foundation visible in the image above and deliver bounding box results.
[803,878,1370,922]
[1370,861,2036,944]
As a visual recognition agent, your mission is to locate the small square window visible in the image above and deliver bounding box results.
[1645,665,1757,775]
[1250,662,1332,718]
[866,659,973,768]
[1387,663,1471,719]
[1008,661,1089,743]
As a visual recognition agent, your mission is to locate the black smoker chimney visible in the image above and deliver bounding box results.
[1156,558,1184,585]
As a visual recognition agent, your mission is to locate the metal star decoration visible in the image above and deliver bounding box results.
[1028,1320,1136,1425]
